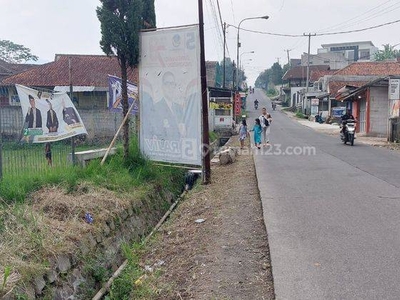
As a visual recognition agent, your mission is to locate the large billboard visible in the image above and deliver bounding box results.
[139,25,202,166]
[16,84,87,143]
[108,75,139,114]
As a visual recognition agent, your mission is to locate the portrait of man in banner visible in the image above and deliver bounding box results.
[139,25,202,166]
[16,84,87,143]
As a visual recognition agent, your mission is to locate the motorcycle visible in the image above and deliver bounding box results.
[272,103,276,111]
[254,102,258,110]
[340,119,356,146]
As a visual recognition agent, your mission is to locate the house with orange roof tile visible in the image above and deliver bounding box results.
[328,59,400,140]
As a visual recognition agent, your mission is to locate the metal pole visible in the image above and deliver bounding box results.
[236,23,241,91]
[223,22,226,89]
[198,0,211,184]
[69,57,76,165]
[304,33,315,115]
[304,33,316,93]
[236,16,269,91]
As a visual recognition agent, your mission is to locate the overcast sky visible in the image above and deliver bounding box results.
[1,0,400,85]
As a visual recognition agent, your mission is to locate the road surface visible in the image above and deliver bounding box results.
[248,89,400,300]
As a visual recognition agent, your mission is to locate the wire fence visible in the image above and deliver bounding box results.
[0,106,136,180]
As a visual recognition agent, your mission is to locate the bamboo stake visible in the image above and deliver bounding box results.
[101,93,138,165]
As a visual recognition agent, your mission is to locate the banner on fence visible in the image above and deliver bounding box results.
[16,84,87,143]
[139,25,202,166]
[108,75,139,114]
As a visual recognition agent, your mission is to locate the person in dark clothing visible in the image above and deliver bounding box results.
[340,109,355,134]
[25,95,42,128]
[46,100,59,133]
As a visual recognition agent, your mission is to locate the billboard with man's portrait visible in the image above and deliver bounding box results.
[139,25,202,166]
[16,84,87,143]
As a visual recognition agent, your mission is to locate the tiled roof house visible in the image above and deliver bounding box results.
[328,60,400,137]
[328,61,400,97]
[0,59,38,106]
[2,54,138,109]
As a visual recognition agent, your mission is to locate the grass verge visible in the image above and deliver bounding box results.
[0,137,185,298]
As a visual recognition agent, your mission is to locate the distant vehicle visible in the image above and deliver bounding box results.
[254,99,259,110]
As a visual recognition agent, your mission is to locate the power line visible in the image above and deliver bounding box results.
[228,18,400,37]
[316,18,400,36]
[318,0,395,33]
[326,2,400,33]
[216,0,224,30]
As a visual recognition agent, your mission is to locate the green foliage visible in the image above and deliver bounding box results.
[209,131,218,143]
[267,88,278,97]
[216,58,235,88]
[0,40,38,63]
[0,138,184,204]
[255,62,284,89]
[295,110,306,119]
[97,0,156,159]
[108,243,157,299]
[374,43,400,61]
[1,266,11,291]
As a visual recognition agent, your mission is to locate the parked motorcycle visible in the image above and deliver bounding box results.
[340,119,356,146]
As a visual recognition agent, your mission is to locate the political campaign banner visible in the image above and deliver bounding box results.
[108,75,139,114]
[16,84,87,143]
[389,78,400,118]
[139,25,202,166]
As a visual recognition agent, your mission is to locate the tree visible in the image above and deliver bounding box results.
[215,57,236,88]
[374,44,400,61]
[0,40,38,63]
[97,0,155,160]
[269,62,283,85]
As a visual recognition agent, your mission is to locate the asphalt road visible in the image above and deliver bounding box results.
[248,89,400,300]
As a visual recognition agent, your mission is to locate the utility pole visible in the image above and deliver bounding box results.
[198,0,211,184]
[303,33,316,115]
[284,49,291,67]
[223,22,226,89]
[303,33,316,93]
[276,57,280,64]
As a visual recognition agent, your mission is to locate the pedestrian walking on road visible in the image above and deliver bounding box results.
[238,119,249,149]
[250,118,262,149]
[259,107,271,146]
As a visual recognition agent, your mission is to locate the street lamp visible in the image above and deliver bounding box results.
[240,51,254,78]
[236,15,269,90]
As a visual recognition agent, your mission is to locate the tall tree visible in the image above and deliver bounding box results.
[374,44,400,61]
[97,0,155,160]
[0,40,38,63]
[270,62,283,85]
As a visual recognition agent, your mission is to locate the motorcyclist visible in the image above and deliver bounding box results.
[254,99,259,109]
[340,109,355,135]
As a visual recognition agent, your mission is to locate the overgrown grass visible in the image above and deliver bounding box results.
[106,243,160,300]
[0,138,184,204]
[295,110,307,119]
[0,137,186,298]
